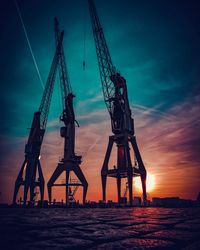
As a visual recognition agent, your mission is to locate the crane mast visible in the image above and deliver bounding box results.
[47,18,88,206]
[13,31,64,206]
[88,0,147,205]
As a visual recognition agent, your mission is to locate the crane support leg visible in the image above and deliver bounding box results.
[101,175,107,202]
[65,170,70,206]
[48,187,52,206]
[130,137,146,173]
[101,136,114,173]
[130,136,147,203]
[141,173,147,205]
[13,160,26,204]
[23,181,29,206]
[30,163,37,203]
[74,166,88,204]
[30,185,35,204]
[117,177,121,205]
[47,163,64,204]
[101,136,114,202]
[127,171,133,206]
[23,161,35,205]
[38,160,45,201]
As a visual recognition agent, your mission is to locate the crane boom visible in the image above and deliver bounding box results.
[54,18,71,103]
[88,0,115,112]
[88,0,133,134]
[39,31,64,129]
[54,18,76,126]
[26,31,64,147]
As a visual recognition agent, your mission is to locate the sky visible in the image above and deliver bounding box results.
[0,0,200,204]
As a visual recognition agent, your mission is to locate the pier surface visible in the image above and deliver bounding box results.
[0,207,200,249]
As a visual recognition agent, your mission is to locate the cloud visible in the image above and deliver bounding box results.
[0,93,199,203]
[133,95,200,198]
[1,0,200,203]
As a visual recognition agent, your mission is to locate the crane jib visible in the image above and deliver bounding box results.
[88,0,134,134]
[54,17,72,99]
[39,31,64,129]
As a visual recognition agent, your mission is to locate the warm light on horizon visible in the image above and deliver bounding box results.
[134,173,155,193]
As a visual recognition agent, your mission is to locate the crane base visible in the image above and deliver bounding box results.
[13,158,45,206]
[47,158,88,206]
[101,133,147,206]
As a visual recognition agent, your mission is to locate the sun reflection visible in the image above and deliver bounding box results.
[134,173,155,193]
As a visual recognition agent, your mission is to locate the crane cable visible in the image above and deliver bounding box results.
[83,25,86,70]
[82,3,87,70]
[14,0,44,89]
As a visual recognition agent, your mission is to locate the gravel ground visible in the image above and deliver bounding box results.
[0,207,199,250]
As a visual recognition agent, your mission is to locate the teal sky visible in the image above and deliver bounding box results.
[0,0,200,203]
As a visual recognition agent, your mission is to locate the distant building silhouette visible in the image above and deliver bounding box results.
[152,197,196,207]
[197,192,200,202]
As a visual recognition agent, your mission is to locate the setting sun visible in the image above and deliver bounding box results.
[134,173,156,193]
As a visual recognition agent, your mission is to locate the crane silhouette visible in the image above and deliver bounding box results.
[88,0,147,206]
[47,18,88,206]
[13,32,64,206]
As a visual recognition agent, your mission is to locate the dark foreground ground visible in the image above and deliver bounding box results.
[0,207,200,250]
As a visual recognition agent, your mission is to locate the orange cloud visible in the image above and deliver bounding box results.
[0,96,199,204]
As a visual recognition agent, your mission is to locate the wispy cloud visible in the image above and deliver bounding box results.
[0,93,199,203]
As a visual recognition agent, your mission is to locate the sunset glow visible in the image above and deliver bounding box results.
[134,174,156,193]
[0,0,199,205]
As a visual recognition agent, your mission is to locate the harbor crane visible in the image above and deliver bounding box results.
[88,0,147,206]
[13,31,64,206]
[47,18,88,206]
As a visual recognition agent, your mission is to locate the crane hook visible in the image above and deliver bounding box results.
[83,60,86,70]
